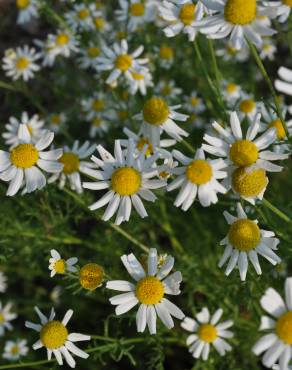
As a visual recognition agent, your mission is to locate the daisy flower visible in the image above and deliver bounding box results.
[92,9,111,33]
[222,81,243,104]
[106,248,185,334]
[49,141,96,194]
[96,39,148,85]
[195,0,276,50]
[2,46,41,81]
[47,113,67,133]
[34,38,59,67]
[115,0,155,32]
[216,41,250,62]
[134,96,189,147]
[259,39,277,61]
[89,116,109,138]
[82,139,166,224]
[167,148,227,209]
[3,112,45,148]
[154,80,182,102]
[128,67,153,96]
[156,44,175,69]
[3,339,28,361]
[81,92,107,121]
[25,307,90,368]
[275,66,292,97]
[218,203,281,281]
[159,0,207,41]
[16,0,38,25]
[266,1,292,23]
[0,302,17,336]
[181,307,234,360]
[237,95,259,121]
[65,4,95,32]
[77,44,101,69]
[252,277,292,369]
[0,125,63,196]
[183,91,206,114]
[47,30,79,59]
[260,103,291,142]
[49,249,78,278]
[0,271,7,293]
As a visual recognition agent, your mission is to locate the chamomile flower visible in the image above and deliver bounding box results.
[115,0,155,32]
[237,95,259,121]
[65,4,95,32]
[89,116,109,138]
[25,307,90,368]
[49,141,96,194]
[135,96,189,146]
[181,307,234,360]
[3,112,45,148]
[154,80,182,102]
[167,148,227,209]
[222,81,242,104]
[159,0,207,41]
[195,0,277,50]
[47,113,67,133]
[82,139,166,225]
[81,93,107,121]
[0,302,17,336]
[3,339,28,361]
[267,0,292,23]
[128,67,153,95]
[96,39,148,85]
[260,103,291,142]
[2,46,41,81]
[16,0,39,25]
[77,44,101,69]
[216,41,250,62]
[0,125,63,196]
[34,38,59,67]
[49,250,78,278]
[275,66,292,97]
[260,39,277,61]
[183,91,206,114]
[156,44,175,69]
[252,277,292,369]
[218,203,281,281]
[106,248,185,334]
[47,30,79,59]
[92,10,111,33]
[0,272,7,293]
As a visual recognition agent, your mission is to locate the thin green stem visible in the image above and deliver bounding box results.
[247,40,288,136]
[181,139,195,154]
[262,198,292,223]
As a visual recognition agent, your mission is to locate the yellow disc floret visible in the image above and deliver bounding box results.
[56,33,69,46]
[77,8,89,19]
[16,57,29,70]
[239,99,256,114]
[51,114,61,125]
[115,54,132,71]
[159,45,173,60]
[0,313,4,323]
[130,3,145,16]
[232,167,268,198]
[79,263,104,291]
[91,99,105,111]
[186,159,213,185]
[40,321,68,349]
[283,0,292,6]
[198,324,218,343]
[10,143,39,168]
[179,4,196,25]
[229,140,259,167]
[268,119,286,140]
[135,276,164,304]
[17,0,30,9]
[226,83,237,94]
[94,17,105,29]
[190,97,200,106]
[59,152,80,174]
[143,97,169,125]
[276,311,292,344]
[228,219,260,251]
[137,138,153,156]
[53,259,66,274]
[111,167,141,195]
[224,0,257,25]
[87,47,100,58]
[11,345,20,355]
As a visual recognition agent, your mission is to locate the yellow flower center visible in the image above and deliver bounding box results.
[228,219,260,251]
[276,311,292,344]
[118,110,128,120]
[224,0,256,25]
[229,140,259,167]
[53,259,66,274]
[185,159,213,185]
[115,54,132,71]
[226,83,237,94]
[16,57,29,70]
[91,99,105,111]
[59,152,80,175]
[10,143,39,169]
[40,321,68,349]
[232,167,268,198]
[94,17,105,29]
[161,85,172,96]
[179,4,196,26]
[130,3,145,16]
[135,276,164,305]
[239,99,256,114]
[79,263,104,291]
[111,167,141,195]
[137,138,153,156]
[143,97,169,125]
[159,45,173,60]
[56,33,69,46]
[283,0,292,6]
[263,44,272,51]
[0,313,4,323]
[198,324,218,343]
[227,45,237,55]
[132,71,144,80]
[51,114,61,125]
[87,47,100,58]
[17,0,30,9]
[268,119,286,140]
[77,8,89,19]
[92,117,102,126]
[11,345,20,355]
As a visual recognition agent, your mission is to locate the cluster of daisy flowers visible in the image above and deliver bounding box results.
[1,0,292,368]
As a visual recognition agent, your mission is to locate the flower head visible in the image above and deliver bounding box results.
[49,250,78,278]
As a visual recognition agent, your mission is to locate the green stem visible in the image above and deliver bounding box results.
[247,40,288,136]
[181,139,195,154]
[262,198,292,223]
